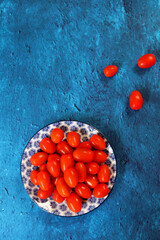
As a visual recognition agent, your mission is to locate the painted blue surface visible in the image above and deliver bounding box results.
[0,0,160,239]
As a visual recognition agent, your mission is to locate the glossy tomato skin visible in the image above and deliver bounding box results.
[48,154,61,162]
[56,141,73,155]
[77,141,91,149]
[98,165,110,183]
[137,54,156,68]
[75,183,91,199]
[30,152,48,166]
[37,171,51,191]
[73,148,94,163]
[38,184,54,199]
[52,172,63,185]
[40,138,56,154]
[52,189,65,203]
[56,177,71,197]
[85,174,99,189]
[47,159,60,177]
[67,131,80,148]
[60,154,74,172]
[93,183,109,198]
[30,170,39,185]
[64,168,78,188]
[75,162,87,182]
[103,65,118,77]
[93,150,107,163]
[86,162,100,174]
[129,90,143,110]
[39,163,47,171]
[51,128,64,143]
[66,193,82,213]
[89,135,106,150]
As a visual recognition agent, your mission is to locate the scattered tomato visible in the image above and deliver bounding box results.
[64,168,78,188]
[67,131,80,148]
[93,184,109,198]
[66,192,82,213]
[137,53,156,68]
[85,174,99,189]
[56,177,71,197]
[60,154,74,172]
[89,135,106,150]
[75,162,87,182]
[47,159,60,177]
[98,165,110,183]
[77,141,91,149]
[51,128,64,143]
[73,148,94,163]
[40,137,56,154]
[129,90,143,110]
[30,170,39,185]
[103,65,118,77]
[75,183,91,199]
[38,184,54,199]
[30,152,48,166]
[48,154,61,162]
[52,189,65,203]
[37,171,51,191]
[86,162,100,174]
[56,141,73,155]
[39,163,47,171]
[93,150,107,163]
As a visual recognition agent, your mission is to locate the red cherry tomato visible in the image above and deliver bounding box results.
[77,141,91,149]
[30,152,48,166]
[51,128,64,143]
[129,90,143,110]
[75,162,87,182]
[98,165,110,183]
[64,168,78,188]
[85,174,99,189]
[93,183,109,198]
[37,171,51,191]
[40,138,56,154]
[89,135,106,150]
[39,163,47,171]
[52,171,63,185]
[47,159,60,177]
[67,131,80,148]
[48,154,61,162]
[73,148,94,163]
[66,192,82,213]
[86,162,99,174]
[52,189,65,203]
[60,154,75,172]
[56,141,73,155]
[75,183,91,199]
[93,150,107,163]
[137,54,156,68]
[56,177,71,197]
[30,170,39,185]
[38,184,54,199]
[103,65,118,77]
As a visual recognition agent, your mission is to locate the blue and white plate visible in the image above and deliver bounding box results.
[21,121,117,216]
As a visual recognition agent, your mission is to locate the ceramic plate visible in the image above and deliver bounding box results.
[21,121,116,216]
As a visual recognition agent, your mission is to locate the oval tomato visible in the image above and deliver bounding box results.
[30,152,48,166]
[86,162,99,174]
[66,193,82,213]
[60,154,75,172]
[64,168,78,188]
[129,90,143,110]
[30,170,39,185]
[103,65,118,77]
[47,159,60,177]
[93,183,109,198]
[39,163,47,171]
[73,148,94,163]
[137,54,156,68]
[85,174,99,189]
[37,171,51,191]
[51,128,64,143]
[52,189,65,203]
[38,184,54,199]
[75,162,87,182]
[40,138,56,154]
[93,150,107,163]
[56,177,71,197]
[67,131,80,148]
[77,141,91,149]
[98,165,110,183]
[48,154,61,162]
[75,183,91,199]
[56,141,73,155]
[89,135,106,150]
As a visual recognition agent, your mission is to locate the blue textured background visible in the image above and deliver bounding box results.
[0,0,160,239]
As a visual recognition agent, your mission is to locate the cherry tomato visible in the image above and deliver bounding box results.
[51,128,64,143]
[30,170,39,185]
[75,162,87,182]
[98,165,110,183]
[103,65,118,77]
[86,162,99,174]
[52,171,63,185]
[73,148,94,163]
[64,168,78,188]
[67,131,80,148]
[37,171,51,191]
[89,135,106,150]
[77,141,91,149]
[93,183,109,198]
[75,183,91,199]
[129,90,143,110]
[56,141,73,155]
[85,174,99,189]
[56,177,71,197]
[40,138,56,154]
[38,184,54,199]
[48,154,61,162]
[30,152,48,166]
[66,192,82,213]
[52,189,65,203]
[60,154,75,172]
[93,150,107,163]
[39,163,47,171]
[137,54,156,68]
[47,159,60,177]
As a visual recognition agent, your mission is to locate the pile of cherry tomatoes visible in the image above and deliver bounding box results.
[30,128,110,213]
